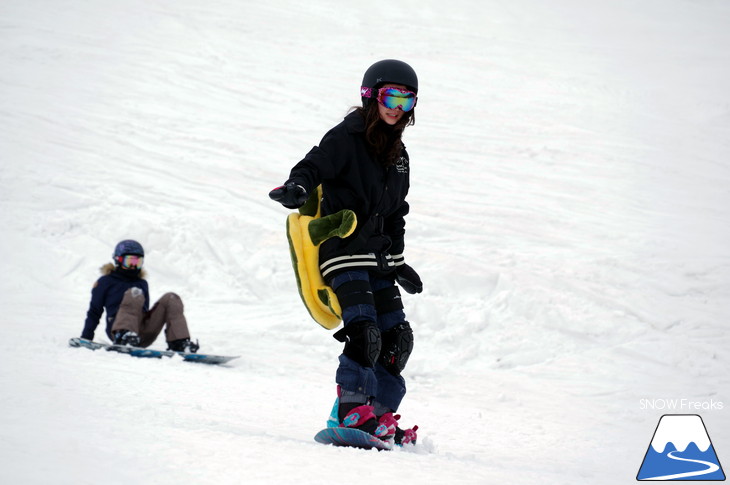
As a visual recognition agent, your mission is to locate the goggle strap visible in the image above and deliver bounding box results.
[361,86,416,98]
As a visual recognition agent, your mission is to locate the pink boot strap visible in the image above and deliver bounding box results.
[401,425,419,444]
[342,404,376,428]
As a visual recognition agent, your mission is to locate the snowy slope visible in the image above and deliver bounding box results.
[1,0,729,483]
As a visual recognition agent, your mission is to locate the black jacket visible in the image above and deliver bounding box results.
[286,111,410,281]
[82,264,150,341]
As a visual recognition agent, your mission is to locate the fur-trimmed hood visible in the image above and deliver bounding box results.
[100,262,147,279]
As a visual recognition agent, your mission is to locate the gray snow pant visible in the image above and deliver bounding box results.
[111,288,191,348]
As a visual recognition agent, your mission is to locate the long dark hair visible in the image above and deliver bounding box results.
[354,102,415,167]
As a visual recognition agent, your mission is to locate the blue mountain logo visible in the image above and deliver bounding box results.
[637,414,725,481]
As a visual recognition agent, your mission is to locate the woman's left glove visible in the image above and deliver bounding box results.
[396,264,423,294]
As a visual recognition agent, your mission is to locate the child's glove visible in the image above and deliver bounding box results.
[396,264,423,294]
[269,183,308,209]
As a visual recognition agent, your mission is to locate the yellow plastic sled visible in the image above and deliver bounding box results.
[286,186,356,329]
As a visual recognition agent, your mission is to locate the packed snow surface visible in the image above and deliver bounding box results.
[1,1,729,483]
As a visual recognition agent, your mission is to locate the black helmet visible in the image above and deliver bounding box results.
[361,59,418,108]
[113,239,144,259]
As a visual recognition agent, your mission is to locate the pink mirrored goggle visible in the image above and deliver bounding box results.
[116,254,144,269]
[361,86,417,112]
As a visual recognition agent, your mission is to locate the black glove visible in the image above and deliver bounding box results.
[396,264,422,294]
[269,182,308,209]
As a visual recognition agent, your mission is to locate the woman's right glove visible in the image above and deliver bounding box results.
[269,182,308,209]
[396,264,423,294]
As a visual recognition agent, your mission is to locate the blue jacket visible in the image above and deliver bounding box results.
[81,264,150,341]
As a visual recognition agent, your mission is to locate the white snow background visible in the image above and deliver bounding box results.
[1,0,729,483]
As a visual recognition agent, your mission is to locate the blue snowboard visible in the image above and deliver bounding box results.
[314,427,392,450]
[68,337,239,365]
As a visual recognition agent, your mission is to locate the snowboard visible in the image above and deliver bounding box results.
[68,337,239,365]
[314,427,393,451]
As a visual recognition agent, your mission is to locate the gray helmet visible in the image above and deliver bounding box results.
[360,59,418,108]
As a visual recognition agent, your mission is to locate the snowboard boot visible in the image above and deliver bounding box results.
[339,402,388,439]
[113,330,140,347]
[167,338,199,353]
[331,387,388,439]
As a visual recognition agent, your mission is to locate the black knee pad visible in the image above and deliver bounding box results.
[379,322,414,375]
[333,320,381,368]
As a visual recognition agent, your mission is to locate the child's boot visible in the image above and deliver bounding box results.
[330,386,388,439]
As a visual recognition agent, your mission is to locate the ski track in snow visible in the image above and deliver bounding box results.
[1,0,730,483]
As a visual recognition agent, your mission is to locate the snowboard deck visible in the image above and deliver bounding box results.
[314,427,393,451]
[68,337,239,365]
